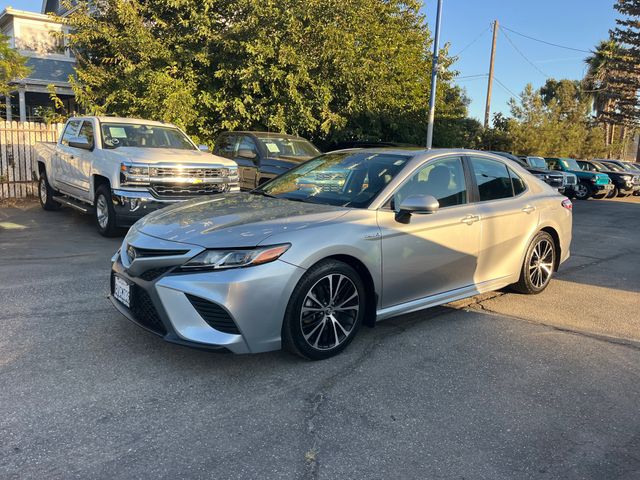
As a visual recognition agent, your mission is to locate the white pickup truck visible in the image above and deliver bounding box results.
[35,116,239,236]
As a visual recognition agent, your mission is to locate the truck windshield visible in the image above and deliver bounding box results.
[100,123,196,150]
[560,159,581,171]
[255,151,410,208]
[255,135,320,159]
[528,157,547,169]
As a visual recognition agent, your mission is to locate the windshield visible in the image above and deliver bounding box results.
[100,123,196,150]
[619,162,637,172]
[528,157,547,169]
[560,158,581,171]
[256,151,411,208]
[595,161,619,172]
[255,135,320,159]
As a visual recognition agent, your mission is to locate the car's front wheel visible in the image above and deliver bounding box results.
[94,184,119,237]
[573,182,592,200]
[512,231,556,294]
[282,259,365,360]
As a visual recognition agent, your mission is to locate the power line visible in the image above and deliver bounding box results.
[452,26,491,57]
[457,73,489,80]
[500,26,550,78]
[493,76,523,101]
[501,25,591,54]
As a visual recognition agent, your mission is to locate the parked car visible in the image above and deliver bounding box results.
[578,160,640,198]
[213,131,320,190]
[597,159,640,196]
[35,116,239,236]
[109,149,572,360]
[491,152,568,193]
[545,157,613,200]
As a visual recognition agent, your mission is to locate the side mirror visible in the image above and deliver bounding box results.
[398,194,439,216]
[237,149,257,160]
[68,136,93,150]
[198,144,209,152]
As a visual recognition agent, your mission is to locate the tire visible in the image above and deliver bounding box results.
[606,187,618,199]
[38,171,60,211]
[573,181,592,200]
[511,231,556,295]
[282,259,365,360]
[592,193,607,200]
[94,184,119,237]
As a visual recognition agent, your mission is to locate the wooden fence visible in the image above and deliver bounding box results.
[0,121,65,199]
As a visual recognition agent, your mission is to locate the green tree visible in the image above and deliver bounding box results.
[62,0,469,146]
[0,33,31,96]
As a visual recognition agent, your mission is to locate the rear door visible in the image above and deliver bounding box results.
[378,155,481,307]
[468,155,539,284]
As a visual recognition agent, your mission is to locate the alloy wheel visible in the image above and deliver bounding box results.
[575,183,589,199]
[300,273,359,350]
[96,194,109,230]
[529,238,554,289]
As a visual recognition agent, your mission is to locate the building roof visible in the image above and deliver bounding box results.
[0,7,59,24]
[19,57,75,86]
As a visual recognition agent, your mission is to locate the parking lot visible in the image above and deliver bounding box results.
[1,197,639,479]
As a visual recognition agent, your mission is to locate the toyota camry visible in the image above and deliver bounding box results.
[109,149,572,360]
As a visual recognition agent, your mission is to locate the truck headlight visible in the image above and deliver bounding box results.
[120,163,150,185]
[180,244,290,271]
[621,175,631,181]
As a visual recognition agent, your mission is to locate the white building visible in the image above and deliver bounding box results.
[0,1,76,122]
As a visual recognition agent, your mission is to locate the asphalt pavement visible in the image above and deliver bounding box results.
[0,196,639,480]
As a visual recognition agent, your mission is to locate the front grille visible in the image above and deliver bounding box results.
[130,246,189,258]
[546,175,563,188]
[565,176,577,186]
[186,294,240,335]
[152,183,227,196]
[150,167,230,178]
[138,267,172,281]
[130,286,167,335]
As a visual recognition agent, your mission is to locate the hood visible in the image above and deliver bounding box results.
[134,193,349,248]
[104,147,237,167]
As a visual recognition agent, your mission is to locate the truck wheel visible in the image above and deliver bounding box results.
[573,182,592,200]
[38,172,60,211]
[95,184,119,237]
[592,193,607,200]
[606,187,618,199]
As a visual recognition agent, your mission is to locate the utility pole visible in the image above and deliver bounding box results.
[426,0,443,149]
[484,19,499,129]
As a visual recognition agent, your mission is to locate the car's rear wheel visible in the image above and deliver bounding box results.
[511,231,556,295]
[38,172,60,211]
[95,184,119,237]
[573,182,592,200]
[282,259,365,360]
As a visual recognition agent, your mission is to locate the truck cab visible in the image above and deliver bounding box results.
[35,116,239,236]
[545,157,612,200]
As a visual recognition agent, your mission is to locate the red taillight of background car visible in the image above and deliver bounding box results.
[561,199,573,211]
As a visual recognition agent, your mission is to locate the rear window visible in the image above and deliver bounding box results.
[470,157,513,201]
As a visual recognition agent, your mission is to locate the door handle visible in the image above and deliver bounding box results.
[522,205,536,214]
[461,214,480,225]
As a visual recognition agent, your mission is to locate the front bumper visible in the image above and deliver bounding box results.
[593,183,614,192]
[109,238,306,354]
[111,189,184,227]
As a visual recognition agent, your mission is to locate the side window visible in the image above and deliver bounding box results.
[61,120,81,146]
[77,121,95,149]
[394,156,467,209]
[234,135,259,157]
[215,135,236,158]
[470,157,513,201]
[509,168,526,195]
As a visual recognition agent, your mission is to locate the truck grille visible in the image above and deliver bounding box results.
[564,175,577,186]
[546,174,564,188]
[150,167,230,178]
[152,183,227,196]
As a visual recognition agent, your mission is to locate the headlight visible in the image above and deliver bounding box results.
[621,175,631,181]
[181,244,290,270]
[120,163,150,185]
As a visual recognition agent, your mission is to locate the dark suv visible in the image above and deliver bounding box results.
[491,152,565,191]
[214,132,320,190]
[578,160,639,198]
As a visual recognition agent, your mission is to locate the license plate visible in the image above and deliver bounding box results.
[113,275,131,308]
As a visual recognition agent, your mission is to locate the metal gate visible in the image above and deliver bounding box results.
[0,121,64,199]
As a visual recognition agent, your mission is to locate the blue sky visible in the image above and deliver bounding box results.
[5,0,618,121]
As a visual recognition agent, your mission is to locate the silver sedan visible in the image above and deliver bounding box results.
[109,149,572,360]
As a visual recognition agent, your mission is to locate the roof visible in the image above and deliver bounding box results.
[20,58,75,85]
[70,116,179,128]
[0,7,60,24]
[226,131,308,140]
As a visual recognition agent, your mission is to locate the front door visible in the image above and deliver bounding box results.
[378,156,480,308]
[54,119,82,192]
[69,120,96,200]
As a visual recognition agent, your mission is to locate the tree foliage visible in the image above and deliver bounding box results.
[62,0,469,146]
[0,34,31,96]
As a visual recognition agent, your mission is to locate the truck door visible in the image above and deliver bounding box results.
[70,120,96,201]
[54,120,82,192]
[233,135,260,190]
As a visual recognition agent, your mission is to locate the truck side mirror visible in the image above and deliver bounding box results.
[68,136,93,151]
